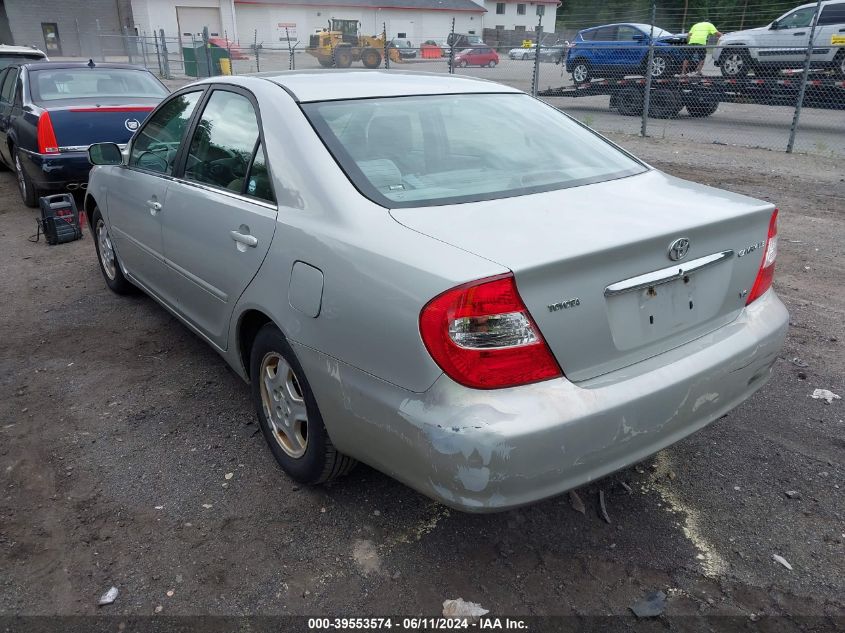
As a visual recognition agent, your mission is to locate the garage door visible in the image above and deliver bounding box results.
[177,6,223,38]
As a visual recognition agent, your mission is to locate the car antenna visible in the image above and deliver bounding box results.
[87,59,96,68]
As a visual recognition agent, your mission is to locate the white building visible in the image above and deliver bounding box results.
[130,0,497,47]
[473,0,558,32]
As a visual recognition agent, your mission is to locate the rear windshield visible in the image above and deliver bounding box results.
[0,54,44,70]
[303,93,646,208]
[29,68,167,104]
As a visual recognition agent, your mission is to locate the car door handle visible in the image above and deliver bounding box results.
[793,32,806,36]
[146,199,162,214]
[230,230,258,247]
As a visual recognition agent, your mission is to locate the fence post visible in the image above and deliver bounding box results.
[153,31,163,76]
[640,0,657,137]
[531,15,543,97]
[787,0,824,153]
[202,26,213,77]
[286,27,294,70]
[159,29,171,79]
[140,31,149,70]
[122,26,133,64]
[253,29,260,72]
[448,17,456,74]
[383,22,390,69]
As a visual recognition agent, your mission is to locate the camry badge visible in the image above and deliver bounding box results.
[124,118,140,132]
[667,238,690,261]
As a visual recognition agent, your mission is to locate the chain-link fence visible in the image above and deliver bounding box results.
[73,1,844,158]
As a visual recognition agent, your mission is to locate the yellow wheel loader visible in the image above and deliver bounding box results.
[308,19,401,69]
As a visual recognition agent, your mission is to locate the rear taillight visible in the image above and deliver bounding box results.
[746,209,778,305]
[419,273,562,390]
[37,112,59,154]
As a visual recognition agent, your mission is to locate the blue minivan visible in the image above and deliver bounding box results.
[565,23,689,83]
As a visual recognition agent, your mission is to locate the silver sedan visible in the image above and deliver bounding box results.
[85,70,787,512]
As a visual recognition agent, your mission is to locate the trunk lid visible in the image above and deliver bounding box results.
[392,170,775,382]
[46,100,159,148]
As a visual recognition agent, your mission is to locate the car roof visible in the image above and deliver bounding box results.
[20,61,152,71]
[256,70,520,103]
[0,45,47,55]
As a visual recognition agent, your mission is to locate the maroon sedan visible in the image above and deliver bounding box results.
[452,46,499,68]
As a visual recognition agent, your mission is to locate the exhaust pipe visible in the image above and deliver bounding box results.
[65,183,87,191]
[66,183,78,191]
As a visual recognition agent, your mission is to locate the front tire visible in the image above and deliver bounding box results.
[92,206,134,294]
[14,149,41,208]
[487,60,497,68]
[251,324,356,485]
[361,47,382,69]
[333,47,353,68]
[650,54,672,78]
[720,48,751,78]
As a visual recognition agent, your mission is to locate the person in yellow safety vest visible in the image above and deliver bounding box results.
[681,21,722,76]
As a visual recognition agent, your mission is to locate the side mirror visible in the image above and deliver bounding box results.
[88,142,123,166]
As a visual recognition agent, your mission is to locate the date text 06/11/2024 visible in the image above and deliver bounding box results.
[307,617,529,630]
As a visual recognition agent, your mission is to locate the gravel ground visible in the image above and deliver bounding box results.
[0,138,843,622]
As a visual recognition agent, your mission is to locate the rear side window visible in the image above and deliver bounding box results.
[0,69,17,103]
[245,142,275,203]
[184,90,260,195]
[593,26,617,41]
[130,91,202,174]
[819,3,845,25]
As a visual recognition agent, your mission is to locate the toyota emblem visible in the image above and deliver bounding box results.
[668,238,690,261]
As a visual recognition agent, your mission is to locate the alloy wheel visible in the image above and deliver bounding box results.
[573,64,588,83]
[14,153,26,200]
[723,53,744,76]
[96,219,117,280]
[260,352,308,459]
[651,55,667,77]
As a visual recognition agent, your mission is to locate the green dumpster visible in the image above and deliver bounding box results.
[183,42,231,77]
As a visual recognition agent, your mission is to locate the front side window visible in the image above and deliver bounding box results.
[303,93,646,209]
[496,2,505,14]
[593,26,617,41]
[778,7,815,28]
[130,91,202,174]
[184,90,260,194]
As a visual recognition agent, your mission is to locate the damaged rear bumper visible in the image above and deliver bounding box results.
[294,290,788,512]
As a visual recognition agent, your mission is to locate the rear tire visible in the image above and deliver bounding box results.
[616,87,644,116]
[686,100,719,117]
[648,88,684,119]
[571,59,591,84]
[650,54,672,78]
[92,206,135,294]
[459,60,468,68]
[14,148,41,208]
[251,324,356,485]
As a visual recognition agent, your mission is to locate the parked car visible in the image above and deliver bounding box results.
[451,46,499,67]
[509,47,535,60]
[0,44,47,70]
[566,23,689,83]
[389,39,417,59]
[85,71,787,512]
[714,0,845,77]
[0,62,168,206]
